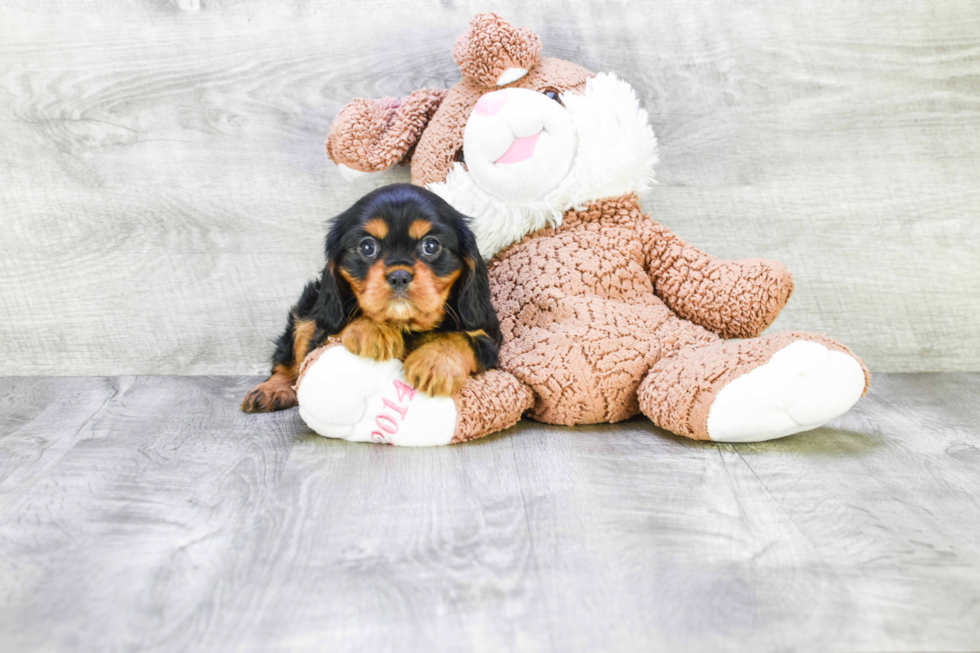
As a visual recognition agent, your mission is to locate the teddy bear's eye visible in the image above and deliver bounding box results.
[454,148,466,168]
[543,89,562,105]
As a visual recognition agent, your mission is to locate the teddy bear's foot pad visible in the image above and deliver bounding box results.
[296,346,457,446]
[706,341,866,442]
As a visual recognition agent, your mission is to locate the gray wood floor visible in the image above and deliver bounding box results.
[1,374,979,652]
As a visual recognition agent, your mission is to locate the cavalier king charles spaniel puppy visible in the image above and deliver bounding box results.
[242,184,501,413]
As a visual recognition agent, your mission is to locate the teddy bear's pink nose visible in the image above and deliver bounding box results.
[474,90,507,116]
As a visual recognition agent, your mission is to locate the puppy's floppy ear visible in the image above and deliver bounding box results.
[310,263,349,336]
[310,208,358,336]
[449,212,502,345]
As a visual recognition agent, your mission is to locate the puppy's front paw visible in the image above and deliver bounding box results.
[242,378,297,413]
[341,318,405,361]
[403,337,475,397]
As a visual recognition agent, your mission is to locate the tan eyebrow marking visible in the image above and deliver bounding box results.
[409,219,432,240]
[363,218,388,239]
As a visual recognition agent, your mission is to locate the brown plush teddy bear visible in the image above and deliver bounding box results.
[294,13,869,446]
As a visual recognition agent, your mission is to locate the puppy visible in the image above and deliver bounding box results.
[242,183,501,413]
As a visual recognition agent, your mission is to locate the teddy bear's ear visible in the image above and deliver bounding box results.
[326,88,448,181]
[452,13,542,88]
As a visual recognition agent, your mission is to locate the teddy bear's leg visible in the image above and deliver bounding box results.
[638,332,870,442]
[294,343,532,446]
[449,370,535,443]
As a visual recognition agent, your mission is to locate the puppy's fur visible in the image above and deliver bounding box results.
[242,184,501,413]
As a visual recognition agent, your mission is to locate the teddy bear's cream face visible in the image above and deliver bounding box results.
[430,73,660,260]
[462,87,578,203]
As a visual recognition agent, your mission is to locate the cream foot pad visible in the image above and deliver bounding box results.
[706,341,866,442]
[297,346,457,446]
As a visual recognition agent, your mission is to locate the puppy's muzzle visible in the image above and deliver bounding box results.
[386,269,413,291]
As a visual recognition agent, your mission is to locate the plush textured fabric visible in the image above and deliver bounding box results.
[637,215,795,339]
[430,73,661,258]
[298,340,533,445]
[301,12,870,444]
[486,193,798,426]
[450,370,535,443]
[326,88,448,173]
[639,331,871,440]
[295,338,339,388]
[452,13,542,87]
[411,57,593,188]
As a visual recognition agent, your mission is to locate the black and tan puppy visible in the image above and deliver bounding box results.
[242,184,501,413]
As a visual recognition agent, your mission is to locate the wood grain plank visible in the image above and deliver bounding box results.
[0,375,549,653]
[508,421,853,651]
[2,373,979,651]
[190,432,550,653]
[0,375,300,652]
[0,0,978,374]
[733,373,980,650]
[0,376,119,487]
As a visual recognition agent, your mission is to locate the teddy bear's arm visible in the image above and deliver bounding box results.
[637,218,795,339]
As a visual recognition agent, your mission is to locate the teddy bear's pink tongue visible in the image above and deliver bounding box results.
[495,131,541,165]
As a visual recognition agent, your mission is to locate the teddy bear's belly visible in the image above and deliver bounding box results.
[486,230,718,425]
[488,226,656,314]
[493,292,716,425]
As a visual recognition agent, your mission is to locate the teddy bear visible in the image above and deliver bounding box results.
[293,13,869,446]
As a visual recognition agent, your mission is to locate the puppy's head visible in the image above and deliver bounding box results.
[313,184,500,340]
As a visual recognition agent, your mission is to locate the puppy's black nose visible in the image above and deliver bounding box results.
[386,269,413,290]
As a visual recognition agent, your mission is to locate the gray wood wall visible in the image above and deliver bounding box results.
[2,0,978,376]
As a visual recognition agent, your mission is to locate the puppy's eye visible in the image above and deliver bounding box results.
[420,237,442,258]
[454,148,466,166]
[543,89,562,105]
[358,238,378,258]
